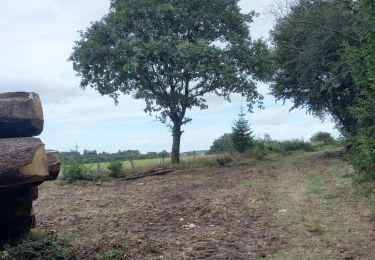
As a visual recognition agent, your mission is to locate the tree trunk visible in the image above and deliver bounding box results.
[171,123,182,164]
[0,92,44,138]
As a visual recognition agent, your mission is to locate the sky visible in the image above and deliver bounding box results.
[0,0,339,153]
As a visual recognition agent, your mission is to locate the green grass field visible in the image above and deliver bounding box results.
[77,154,220,173]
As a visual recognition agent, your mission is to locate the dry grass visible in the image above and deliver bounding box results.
[7,149,375,259]
[267,152,375,259]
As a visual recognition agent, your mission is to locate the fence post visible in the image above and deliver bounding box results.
[96,162,101,174]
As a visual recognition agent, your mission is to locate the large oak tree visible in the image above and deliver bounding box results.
[69,0,271,163]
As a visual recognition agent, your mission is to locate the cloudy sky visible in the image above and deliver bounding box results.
[0,0,338,153]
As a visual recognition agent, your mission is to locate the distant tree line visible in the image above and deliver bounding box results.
[61,149,170,163]
[208,108,338,155]
[209,131,337,156]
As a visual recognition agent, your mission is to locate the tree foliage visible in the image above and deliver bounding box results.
[271,0,375,180]
[69,0,272,163]
[208,133,233,154]
[310,132,336,145]
[270,0,360,133]
[61,149,143,163]
[345,0,375,180]
[231,108,253,153]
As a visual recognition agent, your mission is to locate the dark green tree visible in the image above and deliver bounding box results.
[271,0,375,179]
[270,0,360,134]
[159,150,169,162]
[231,108,253,153]
[69,0,272,163]
[345,0,375,180]
[208,133,233,154]
[310,132,336,145]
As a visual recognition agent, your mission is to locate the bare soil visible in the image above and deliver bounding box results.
[34,152,375,259]
[35,165,278,259]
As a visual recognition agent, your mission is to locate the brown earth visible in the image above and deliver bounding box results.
[33,152,375,259]
[35,165,278,259]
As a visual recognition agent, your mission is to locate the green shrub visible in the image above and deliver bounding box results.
[280,139,314,152]
[252,134,313,153]
[107,161,123,178]
[0,230,72,260]
[208,133,233,154]
[248,145,268,160]
[350,134,375,182]
[310,132,336,145]
[216,155,233,166]
[102,250,121,260]
[61,159,92,183]
[256,138,314,155]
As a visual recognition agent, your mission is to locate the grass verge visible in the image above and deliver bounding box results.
[268,151,375,259]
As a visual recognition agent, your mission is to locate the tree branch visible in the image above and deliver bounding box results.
[286,18,359,43]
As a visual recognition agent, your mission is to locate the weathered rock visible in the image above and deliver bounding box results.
[46,150,61,181]
[0,138,48,189]
[0,92,44,138]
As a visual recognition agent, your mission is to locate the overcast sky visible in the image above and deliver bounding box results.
[0,0,338,153]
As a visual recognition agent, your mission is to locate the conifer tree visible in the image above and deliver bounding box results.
[231,108,253,153]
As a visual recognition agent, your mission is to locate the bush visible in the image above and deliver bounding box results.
[349,134,375,182]
[208,133,233,154]
[254,137,314,155]
[61,159,92,183]
[216,155,233,166]
[280,139,314,152]
[248,143,268,160]
[107,161,123,178]
[310,132,336,145]
[0,230,72,259]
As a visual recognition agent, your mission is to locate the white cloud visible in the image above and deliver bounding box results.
[0,0,338,153]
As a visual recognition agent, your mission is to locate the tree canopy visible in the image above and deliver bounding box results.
[345,0,375,180]
[271,0,375,180]
[208,133,233,154]
[270,0,360,133]
[69,0,271,163]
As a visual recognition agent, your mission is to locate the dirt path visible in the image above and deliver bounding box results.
[267,153,375,259]
[35,166,278,259]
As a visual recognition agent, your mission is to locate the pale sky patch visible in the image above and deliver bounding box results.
[0,0,339,153]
